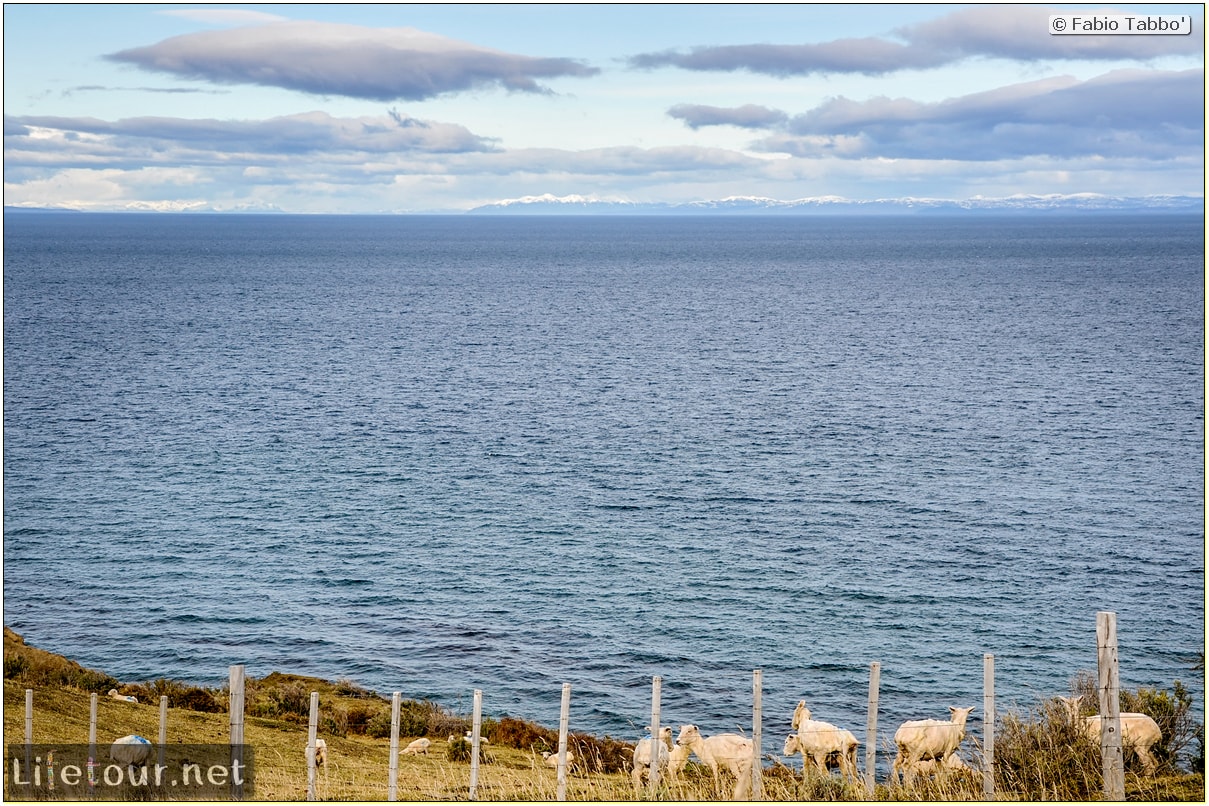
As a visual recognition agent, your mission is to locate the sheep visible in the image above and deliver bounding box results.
[448,731,489,745]
[902,750,970,778]
[785,700,860,782]
[109,735,153,771]
[631,726,674,794]
[1058,695,1162,774]
[542,749,575,769]
[108,689,138,704]
[675,724,754,800]
[892,706,974,786]
[401,737,431,756]
[306,737,328,770]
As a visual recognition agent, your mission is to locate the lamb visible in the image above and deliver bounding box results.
[1058,696,1162,774]
[401,737,431,756]
[109,735,153,769]
[785,700,860,782]
[675,724,754,800]
[902,750,970,778]
[631,726,674,794]
[108,689,138,704]
[892,706,974,786]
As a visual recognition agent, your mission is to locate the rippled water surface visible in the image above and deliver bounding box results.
[4,213,1204,742]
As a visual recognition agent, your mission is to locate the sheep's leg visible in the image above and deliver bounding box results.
[631,763,644,796]
[1136,746,1158,776]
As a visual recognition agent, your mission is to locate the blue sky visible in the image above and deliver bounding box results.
[3,3,1204,212]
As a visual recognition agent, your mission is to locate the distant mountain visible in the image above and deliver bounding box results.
[468,193,1205,215]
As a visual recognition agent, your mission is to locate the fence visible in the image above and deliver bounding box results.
[9,611,1134,801]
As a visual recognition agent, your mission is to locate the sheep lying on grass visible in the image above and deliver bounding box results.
[786,701,860,782]
[675,724,753,800]
[542,749,575,769]
[1058,695,1162,774]
[892,706,974,786]
[401,737,431,755]
[108,689,138,704]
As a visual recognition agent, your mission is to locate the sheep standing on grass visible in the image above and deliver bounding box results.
[542,749,575,769]
[785,701,860,782]
[891,706,974,786]
[109,735,152,773]
[675,724,754,800]
[1058,695,1162,774]
[631,726,674,794]
[401,737,431,756]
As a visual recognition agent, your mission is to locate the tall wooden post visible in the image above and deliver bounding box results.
[982,654,995,799]
[751,669,763,801]
[158,695,169,772]
[306,691,320,802]
[228,665,245,801]
[648,675,663,799]
[865,662,880,794]
[469,689,483,801]
[1097,612,1125,800]
[388,692,401,801]
[24,689,33,794]
[88,691,98,792]
[557,683,572,801]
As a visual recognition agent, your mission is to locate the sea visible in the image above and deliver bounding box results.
[3,212,1204,750]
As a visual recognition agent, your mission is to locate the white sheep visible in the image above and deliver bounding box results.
[448,731,489,745]
[631,726,674,794]
[785,700,860,782]
[542,748,576,769]
[108,689,138,704]
[1058,696,1162,774]
[902,750,970,778]
[401,737,431,755]
[109,735,152,770]
[675,724,754,800]
[307,737,328,769]
[892,706,974,786]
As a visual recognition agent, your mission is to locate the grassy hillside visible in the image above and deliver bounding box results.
[3,628,1203,801]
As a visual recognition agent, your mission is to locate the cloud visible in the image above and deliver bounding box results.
[668,103,789,129]
[755,69,1204,160]
[629,5,1203,75]
[4,111,498,169]
[106,20,600,101]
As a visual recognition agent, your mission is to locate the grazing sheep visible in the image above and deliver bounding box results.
[307,737,327,769]
[401,737,431,756]
[1058,696,1162,774]
[449,731,489,745]
[785,701,860,782]
[109,735,153,769]
[631,726,674,794]
[542,749,576,769]
[675,724,754,800]
[108,689,138,704]
[892,706,974,786]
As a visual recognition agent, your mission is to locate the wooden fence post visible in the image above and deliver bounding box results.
[88,692,98,793]
[983,654,995,799]
[306,691,320,802]
[159,695,169,773]
[751,669,763,801]
[648,675,663,799]
[228,665,245,801]
[469,689,483,801]
[1097,612,1125,800]
[25,689,33,794]
[388,691,401,801]
[865,662,880,794]
[557,683,572,801]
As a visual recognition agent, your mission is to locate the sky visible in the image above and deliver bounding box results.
[2,2,1204,213]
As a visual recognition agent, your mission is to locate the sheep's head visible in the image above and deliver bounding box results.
[675,725,700,746]
[948,706,975,732]
[782,734,799,756]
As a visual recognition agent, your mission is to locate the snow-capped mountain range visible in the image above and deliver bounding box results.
[468,193,1204,215]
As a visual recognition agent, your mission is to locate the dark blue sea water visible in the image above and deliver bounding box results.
[4,213,1204,749]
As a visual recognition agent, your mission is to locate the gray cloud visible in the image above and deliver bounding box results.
[630,5,1203,75]
[4,111,498,166]
[756,69,1203,160]
[107,20,599,101]
[668,103,789,129]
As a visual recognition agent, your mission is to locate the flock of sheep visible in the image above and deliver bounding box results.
[103,691,1161,800]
